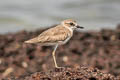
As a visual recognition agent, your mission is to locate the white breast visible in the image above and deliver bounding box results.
[63,36,71,44]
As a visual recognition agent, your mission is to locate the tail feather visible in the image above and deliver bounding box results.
[24,37,39,44]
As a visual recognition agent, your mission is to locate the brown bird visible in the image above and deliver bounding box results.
[25,19,84,68]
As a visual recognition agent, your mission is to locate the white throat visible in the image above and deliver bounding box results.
[62,23,73,33]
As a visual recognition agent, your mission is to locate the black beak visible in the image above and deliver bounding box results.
[76,25,84,29]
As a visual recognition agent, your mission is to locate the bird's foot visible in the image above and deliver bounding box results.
[54,66,64,72]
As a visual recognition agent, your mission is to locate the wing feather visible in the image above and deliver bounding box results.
[38,25,69,43]
[25,25,72,44]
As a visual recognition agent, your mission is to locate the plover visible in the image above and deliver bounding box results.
[25,19,84,68]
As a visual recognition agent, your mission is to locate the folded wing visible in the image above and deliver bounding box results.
[25,25,70,44]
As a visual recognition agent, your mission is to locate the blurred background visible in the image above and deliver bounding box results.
[0,0,120,33]
[1,0,120,79]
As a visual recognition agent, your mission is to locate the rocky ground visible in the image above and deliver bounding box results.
[5,67,118,80]
[0,24,120,80]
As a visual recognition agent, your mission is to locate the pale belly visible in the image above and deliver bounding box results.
[39,36,71,46]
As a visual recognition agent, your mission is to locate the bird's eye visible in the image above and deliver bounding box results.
[69,22,74,26]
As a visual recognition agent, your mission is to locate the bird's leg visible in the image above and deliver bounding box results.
[52,44,58,68]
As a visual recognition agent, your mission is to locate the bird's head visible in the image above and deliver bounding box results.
[61,19,84,30]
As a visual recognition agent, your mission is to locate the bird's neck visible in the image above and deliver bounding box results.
[62,25,73,33]
[61,25,73,38]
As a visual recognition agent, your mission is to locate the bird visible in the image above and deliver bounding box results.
[24,19,84,68]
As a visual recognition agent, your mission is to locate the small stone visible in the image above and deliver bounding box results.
[63,56,68,62]
[110,35,116,41]
[22,62,28,68]
[2,67,14,77]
